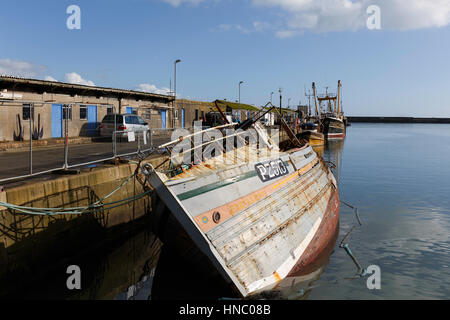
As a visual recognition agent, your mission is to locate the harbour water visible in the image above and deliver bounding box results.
[3,123,449,300]
[312,123,450,299]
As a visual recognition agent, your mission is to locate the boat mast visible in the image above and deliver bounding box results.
[305,87,313,118]
[312,82,320,118]
[337,80,342,119]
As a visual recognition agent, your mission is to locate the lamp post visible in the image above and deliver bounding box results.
[279,88,282,129]
[239,81,244,104]
[173,59,181,128]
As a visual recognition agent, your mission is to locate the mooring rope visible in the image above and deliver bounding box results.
[340,201,367,277]
[0,158,154,216]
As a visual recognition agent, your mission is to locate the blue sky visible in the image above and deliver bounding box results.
[1,0,450,117]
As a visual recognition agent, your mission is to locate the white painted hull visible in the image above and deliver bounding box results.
[148,144,339,297]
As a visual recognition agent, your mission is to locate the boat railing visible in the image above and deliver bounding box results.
[158,123,237,149]
[317,93,337,99]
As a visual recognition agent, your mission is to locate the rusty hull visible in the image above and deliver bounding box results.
[148,143,339,297]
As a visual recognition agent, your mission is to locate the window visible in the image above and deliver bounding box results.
[131,116,140,124]
[107,106,114,114]
[138,117,147,125]
[175,109,178,120]
[63,105,72,120]
[80,105,87,120]
[195,109,199,121]
[125,116,134,124]
[22,104,34,120]
[145,109,151,120]
[102,115,123,124]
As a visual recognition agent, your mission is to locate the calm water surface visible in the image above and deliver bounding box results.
[5,123,449,300]
[122,123,450,300]
[312,123,450,299]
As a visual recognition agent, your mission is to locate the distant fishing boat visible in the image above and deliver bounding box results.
[144,114,340,298]
[321,117,346,140]
[312,81,347,140]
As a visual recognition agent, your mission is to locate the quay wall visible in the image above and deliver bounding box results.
[0,155,167,292]
[347,116,450,124]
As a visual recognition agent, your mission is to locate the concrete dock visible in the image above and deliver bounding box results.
[347,116,450,123]
[0,153,168,295]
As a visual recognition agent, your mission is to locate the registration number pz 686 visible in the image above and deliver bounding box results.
[255,159,289,182]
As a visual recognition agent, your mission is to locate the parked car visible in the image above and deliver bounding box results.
[99,114,150,141]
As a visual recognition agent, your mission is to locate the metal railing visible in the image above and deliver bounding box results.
[0,105,176,183]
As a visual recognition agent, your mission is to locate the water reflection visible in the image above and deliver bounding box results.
[324,139,345,184]
[248,224,339,300]
[4,124,450,299]
[0,229,162,300]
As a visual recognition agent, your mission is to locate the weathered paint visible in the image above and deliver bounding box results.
[149,141,339,297]
[322,117,346,140]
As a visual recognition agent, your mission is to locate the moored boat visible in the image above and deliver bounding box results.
[321,116,346,140]
[298,130,326,147]
[300,122,318,133]
[144,119,340,298]
[312,80,347,140]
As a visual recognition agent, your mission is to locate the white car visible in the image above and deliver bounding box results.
[99,114,150,140]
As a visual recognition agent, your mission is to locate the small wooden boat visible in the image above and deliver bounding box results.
[145,121,340,298]
[298,130,325,147]
[300,122,318,133]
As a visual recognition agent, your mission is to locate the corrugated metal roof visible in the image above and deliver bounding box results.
[0,75,175,101]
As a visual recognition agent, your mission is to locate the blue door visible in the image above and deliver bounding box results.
[87,105,98,136]
[126,107,133,114]
[51,104,63,138]
[161,110,166,129]
[181,109,185,128]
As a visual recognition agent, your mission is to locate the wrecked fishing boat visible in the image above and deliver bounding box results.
[143,108,340,298]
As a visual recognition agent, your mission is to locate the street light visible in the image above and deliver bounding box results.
[239,81,244,103]
[270,92,274,104]
[173,59,181,128]
[279,88,282,129]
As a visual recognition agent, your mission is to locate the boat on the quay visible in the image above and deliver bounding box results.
[143,109,340,298]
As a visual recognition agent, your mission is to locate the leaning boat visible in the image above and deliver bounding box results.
[144,119,339,298]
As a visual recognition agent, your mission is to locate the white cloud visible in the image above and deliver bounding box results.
[218,24,232,31]
[162,0,207,7]
[216,21,271,34]
[0,59,44,77]
[253,21,272,31]
[64,72,95,86]
[44,76,58,82]
[275,29,299,38]
[135,83,171,95]
[252,0,450,35]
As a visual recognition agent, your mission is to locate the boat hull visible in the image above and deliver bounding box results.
[322,117,346,140]
[148,145,339,297]
[299,131,326,147]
